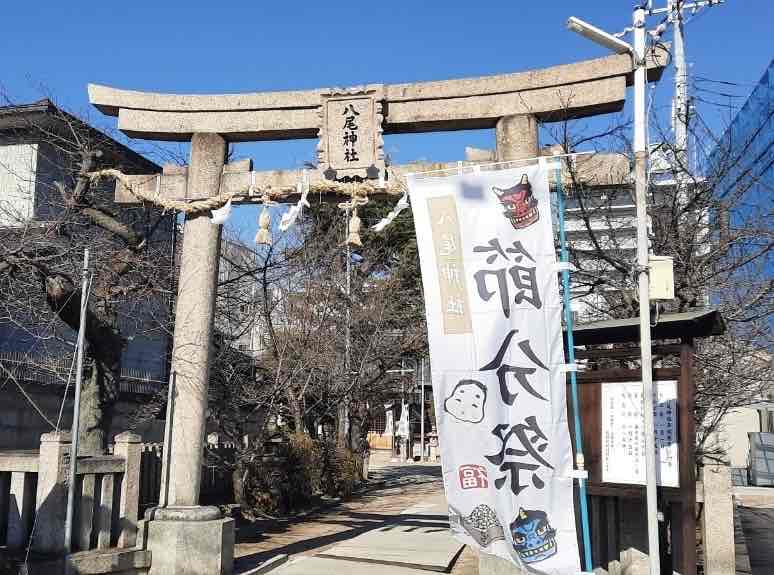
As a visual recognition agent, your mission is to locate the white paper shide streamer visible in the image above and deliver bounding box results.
[409,166,580,574]
[371,191,410,232]
[280,173,311,232]
[209,198,232,225]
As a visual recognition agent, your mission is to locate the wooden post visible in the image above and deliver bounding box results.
[676,337,697,575]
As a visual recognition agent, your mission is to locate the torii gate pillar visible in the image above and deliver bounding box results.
[146,133,234,575]
[496,114,539,161]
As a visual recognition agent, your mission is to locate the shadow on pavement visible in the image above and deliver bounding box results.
[235,463,446,572]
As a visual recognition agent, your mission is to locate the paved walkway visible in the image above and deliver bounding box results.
[235,461,476,574]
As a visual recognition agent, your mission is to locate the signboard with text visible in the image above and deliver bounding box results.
[601,380,679,487]
[318,85,384,181]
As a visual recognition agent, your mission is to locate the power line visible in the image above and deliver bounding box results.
[692,85,744,99]
[694,75,760,87]
[693,95,741,109]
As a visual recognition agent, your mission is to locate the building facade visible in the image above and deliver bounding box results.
[704,61,774,476]
[0,100,172,448]
[706,59,773,202]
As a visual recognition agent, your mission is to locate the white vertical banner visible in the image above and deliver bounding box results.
[409,164,580,574]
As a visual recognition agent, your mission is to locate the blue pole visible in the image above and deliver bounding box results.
[555,162,593,572]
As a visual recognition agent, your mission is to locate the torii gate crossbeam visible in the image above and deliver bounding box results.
[90,49,665,142]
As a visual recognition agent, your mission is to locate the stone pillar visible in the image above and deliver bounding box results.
[114,431,142,547]
[166,132,227,506]
[32,432,70,553]
[701,466,736,575]
[495,114,538,162]
[146,133,234,575]
[147,507,234,574]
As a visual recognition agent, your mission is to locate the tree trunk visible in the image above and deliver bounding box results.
[348,402,368,456]
[232,460,245,506]
[336,403,349,449]
[76,357,119,455]
[287,394,305,434]
[45,275,123,455]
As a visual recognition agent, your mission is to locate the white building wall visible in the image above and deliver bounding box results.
[708,408,761,467]
[0,143,38,227]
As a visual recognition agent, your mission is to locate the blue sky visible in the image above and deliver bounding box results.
[2,1,771,234]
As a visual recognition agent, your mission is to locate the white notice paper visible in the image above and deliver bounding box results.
[601,381,679,487]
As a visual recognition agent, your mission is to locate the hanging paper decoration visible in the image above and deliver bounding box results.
[371,191,410,232]
[209,198,233,225]
[279,174,311,232]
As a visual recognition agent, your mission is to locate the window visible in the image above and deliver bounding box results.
[370,407,387,434]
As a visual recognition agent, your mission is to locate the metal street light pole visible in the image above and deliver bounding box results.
[64,249,90,552]
[569,5,721,573]
[632,7,662,575]
[566,9,661,573]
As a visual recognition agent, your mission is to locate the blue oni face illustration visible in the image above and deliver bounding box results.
[510,508,557,563]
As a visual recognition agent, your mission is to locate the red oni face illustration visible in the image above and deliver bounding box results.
[492,174,539,230]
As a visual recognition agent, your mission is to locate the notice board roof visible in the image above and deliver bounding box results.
[568,308,725,346]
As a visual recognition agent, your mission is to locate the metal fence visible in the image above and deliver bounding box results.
[138,440,238,512]
[0,351,164,395]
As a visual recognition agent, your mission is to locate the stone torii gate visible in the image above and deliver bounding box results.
[89,47,666,575]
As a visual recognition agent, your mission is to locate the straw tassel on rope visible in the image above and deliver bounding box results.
[346,207,363,247]
[255,191,275,246]
[339,183,369,247]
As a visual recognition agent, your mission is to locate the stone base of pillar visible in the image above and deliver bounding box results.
[145,506,234,575]
[478,552,523,574]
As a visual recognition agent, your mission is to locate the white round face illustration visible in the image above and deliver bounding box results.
[444,379,487,423]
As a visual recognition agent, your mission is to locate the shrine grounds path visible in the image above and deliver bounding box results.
[233,454,478,574]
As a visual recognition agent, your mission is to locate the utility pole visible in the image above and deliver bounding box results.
[64,249,90,552]
[671,0,689,170]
